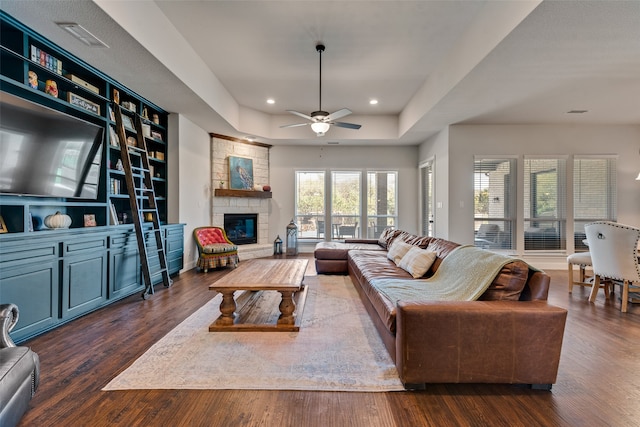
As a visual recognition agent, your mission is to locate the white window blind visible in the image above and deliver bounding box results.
[573,157,617,250]
[473,158,516,249]
[524,157,567,251]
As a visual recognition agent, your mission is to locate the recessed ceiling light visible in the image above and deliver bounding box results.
[266,99,275,105]
[369,99,378,105]
[566,109,588,114]
[56,22,109,48]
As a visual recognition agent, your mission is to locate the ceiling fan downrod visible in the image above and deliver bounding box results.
[315,43,326,117]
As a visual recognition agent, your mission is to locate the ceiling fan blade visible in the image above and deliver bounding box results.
[325,108,352,122]
[333,121,361,130]
[286,110,314,121]
[280,122,310,128]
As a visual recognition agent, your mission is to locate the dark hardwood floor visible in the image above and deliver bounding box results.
[17,256,640,427]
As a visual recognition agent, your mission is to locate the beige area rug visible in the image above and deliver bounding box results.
[103,274,404,392]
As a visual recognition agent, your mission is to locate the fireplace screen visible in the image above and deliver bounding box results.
[224,214,258,245]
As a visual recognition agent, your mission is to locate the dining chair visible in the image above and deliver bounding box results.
[585,221,640,313]
[567,251,594,293]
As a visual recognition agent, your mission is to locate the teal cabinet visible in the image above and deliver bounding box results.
[0,260,59,342]
[0,224,184,343]
[61,235,108,319]
[166,225,184,274]
[109,231,142,298]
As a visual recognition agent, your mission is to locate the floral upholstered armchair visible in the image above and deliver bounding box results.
[193,227,239,272]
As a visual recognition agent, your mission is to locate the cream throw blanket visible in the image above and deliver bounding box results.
[370,245,518,302]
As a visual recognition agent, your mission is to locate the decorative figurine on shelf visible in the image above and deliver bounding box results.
[286,219,298,256]
[28,71,38,89]
[152,114,160,125]
[142,106,149,120]
[44,211,71,229]
[273,235,283,256]
[113,88,120,104]
[115,159,124,171]
[45,79,58,98]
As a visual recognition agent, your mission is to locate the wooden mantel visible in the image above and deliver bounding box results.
[214,189,272,198]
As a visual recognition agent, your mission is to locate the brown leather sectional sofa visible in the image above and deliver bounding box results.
[314,229,567,390]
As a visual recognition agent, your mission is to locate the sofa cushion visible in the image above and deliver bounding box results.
[394,231,433,248]
[377,227,402,249]
[348,250,412,333]
[315,241,384,261]
[425,238,461,276]
[397,246,437,278]
[387,240,413,264]
[203,243,237,254]
[479,260,529,301]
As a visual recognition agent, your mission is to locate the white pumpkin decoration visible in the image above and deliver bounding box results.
[44,211,72,229]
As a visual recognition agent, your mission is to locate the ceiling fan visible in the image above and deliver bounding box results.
[281,43,361,137]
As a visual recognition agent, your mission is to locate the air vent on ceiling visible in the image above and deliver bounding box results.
[57,23,109,48]
[566,110,588,114]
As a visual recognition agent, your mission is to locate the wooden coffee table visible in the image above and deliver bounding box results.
[208,258,309,332]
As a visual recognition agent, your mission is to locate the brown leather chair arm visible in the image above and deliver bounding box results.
[395,300,567,386]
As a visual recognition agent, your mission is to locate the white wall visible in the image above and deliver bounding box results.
[168,114,212,270]
[418,128,450,239]
[419,124,640,268]
[269,145,420,251]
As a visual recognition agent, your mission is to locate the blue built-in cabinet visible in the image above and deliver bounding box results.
[0,225,184,343]
[0,12,184,343]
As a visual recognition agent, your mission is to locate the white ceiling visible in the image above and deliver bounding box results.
[2,0,639,146]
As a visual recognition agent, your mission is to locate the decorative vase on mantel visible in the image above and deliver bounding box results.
[219,181,224,189]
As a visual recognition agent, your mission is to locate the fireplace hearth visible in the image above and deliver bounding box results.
[224,213,258,245]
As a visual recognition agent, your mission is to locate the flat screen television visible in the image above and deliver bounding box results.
[0,91,104,199]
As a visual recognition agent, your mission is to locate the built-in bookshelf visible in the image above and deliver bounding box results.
[0,11,183,343]
[0,11,168,233]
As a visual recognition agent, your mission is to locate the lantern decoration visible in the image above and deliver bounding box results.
[286,219,298,256]
[273,235,283,256]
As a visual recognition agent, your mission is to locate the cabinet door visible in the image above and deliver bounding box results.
[61,236,108,319]
[0,261,59,342]
[165,226,184,274]
[110,244,142,299]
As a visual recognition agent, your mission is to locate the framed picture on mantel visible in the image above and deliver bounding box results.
[228,156,254,190]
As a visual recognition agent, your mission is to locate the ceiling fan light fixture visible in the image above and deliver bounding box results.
[311,122,330,136]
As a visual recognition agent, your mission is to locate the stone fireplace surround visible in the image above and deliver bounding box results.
[210,134,272,259]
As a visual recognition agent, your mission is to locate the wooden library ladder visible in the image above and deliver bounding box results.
[113,103,172,298]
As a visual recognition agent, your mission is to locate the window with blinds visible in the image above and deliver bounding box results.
[524,157,567,251]
[473,158,516,249]
[366,171,397,238]
[294,171,325,239]
[573,157,617,250]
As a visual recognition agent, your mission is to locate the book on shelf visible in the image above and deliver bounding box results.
[109,126,119,146]
[109,202,118,226]
[30,45,62,75]
[110,178,121,195]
